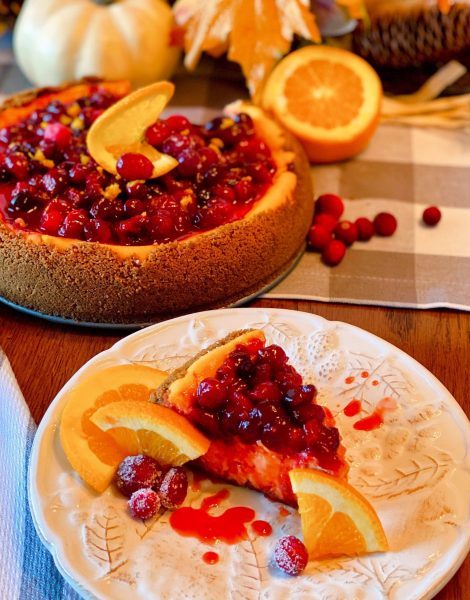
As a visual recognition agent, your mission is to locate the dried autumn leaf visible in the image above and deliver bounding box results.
[173,0,322,102]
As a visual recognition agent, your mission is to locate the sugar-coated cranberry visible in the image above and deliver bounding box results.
[114,455,161,497]
[291,402,325,425]
[308,224,331,251]
[334,220,358,246]
[422,205,441,226]
[157,467,188,509]
[165,115,191,133]
[128,488,161,520]
[374,212,397,237]
[197,377,228,410]
[313,212,338,232]
[189,407,222,438]
[250,381,281,404]
[5,152,29,180]
[116,152,154,180]
[43,122,72,149]
[146,121,171,146]
[355,217,375,241]
[322,239,346,266]
[274,536,309,576]
[83,218,113,243]
[315,193,344,219]
[258,344,288,368]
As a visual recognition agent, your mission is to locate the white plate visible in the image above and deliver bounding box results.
[29,308,470,600]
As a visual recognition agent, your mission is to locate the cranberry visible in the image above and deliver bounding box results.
[8,182,38,213]
[85,172,105,201]
[250,381,281,404]
[43,122,72,149]
[83,218,113,243]
[189,407,222,438]
[322,239,346,266]
[58,209,88,239]
[262,420,290,452]
[252,400,284,427]
[274,536,309,576]
[39,205,64,235]
[238,415,262,444]
[374,212,397,236]
[234,178,255,202]
[315,193,344,219]
[275,366,302,393]
[303,418,322,446]
[334,220,358,246]
[308,224,331,251]
[258,345,287,368]
[115,455,162,497]
[116,152,153,180]
[221,403,249,435]
[287,426,308,452]
[90,197,124,221]
[123,198,145,216]
[165,115,191,132]
[117,215,147,243]
[128,488,161,520]
[313,212,338,232]
[284,384,317,408]
[291,402,326,425]
[42,168,68,195]
[422,205,441,226]
[229,350,255,379]
[197,378,228,410]
[237,138,269,161]
[147,209,175,240]
[157,467,188,509]
[161,133,194,156]
[5,152,29,180]
[146,121,171,147]
[177,148,201,177]
[68,163,90,185]
[38,139,56,159]
[251,362,274,385]
[248,162,272,184]
[212,184,236,203]
[317,425,341,453]
[198,199,232,229]
[355,217,375,241]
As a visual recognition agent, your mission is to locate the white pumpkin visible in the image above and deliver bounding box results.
[13,0,180,88]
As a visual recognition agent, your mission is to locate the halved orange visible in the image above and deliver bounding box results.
[262,46,382,163]
[289,468,388,559]
[90,400,210,466]
[60,364,167,493]
[86,81,178,178]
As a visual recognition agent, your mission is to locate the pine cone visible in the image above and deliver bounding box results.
[353,3,470,67]
[0,0,23,26]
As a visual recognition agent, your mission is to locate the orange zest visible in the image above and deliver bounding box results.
[90,400,210,466]
[262,45,382,163]
[289,468,388,559]
[60,364,167,493]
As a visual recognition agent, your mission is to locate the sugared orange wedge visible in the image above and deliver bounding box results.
[262,46,382,163]
[90,400,210,466]
[289,468,388,559]
[60,364,167,493]
[87,81,178,177]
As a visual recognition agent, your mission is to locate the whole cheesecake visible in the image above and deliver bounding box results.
[0,79,313,323]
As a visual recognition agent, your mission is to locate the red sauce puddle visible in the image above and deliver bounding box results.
[353,411,383,431]
[360,371,369,378]
[202,551,219,565]
[169,489,255,545]
[344,399,362,417]
[279,507,290,518]
[251,520,272,537]
[344,376,355,384]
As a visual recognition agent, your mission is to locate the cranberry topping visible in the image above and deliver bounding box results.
[0,88,276,246]
[128,488,161,520]
[115,454,162,498]
[188,340,342,465]
[274,535,309,576]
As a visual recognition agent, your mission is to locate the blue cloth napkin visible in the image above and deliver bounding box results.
[0,348,81,599]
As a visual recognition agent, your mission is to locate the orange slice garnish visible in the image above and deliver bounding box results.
[289,468,389,559]
[262,46,382,163]
[60,364,167,493]
[86,81,178,178]
[90,400,210,466]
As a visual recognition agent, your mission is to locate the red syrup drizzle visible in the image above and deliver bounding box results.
[353,397,398,431]
[202,551,219,565]
[360,371,369,378]
[345,376,355,384]
[278,507,290,519]
[251,520,273,537]
[169,489,255,545]
[343,399,362,417]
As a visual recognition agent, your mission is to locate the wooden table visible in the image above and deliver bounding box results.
[1,298,468,599]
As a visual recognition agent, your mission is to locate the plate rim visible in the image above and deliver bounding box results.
[28,307,470,600]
